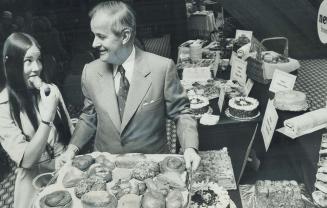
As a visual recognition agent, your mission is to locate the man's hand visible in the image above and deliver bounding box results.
[55,144,78,170]
[183,147,201,171]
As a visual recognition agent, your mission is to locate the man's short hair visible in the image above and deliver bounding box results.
[89,1,136,39]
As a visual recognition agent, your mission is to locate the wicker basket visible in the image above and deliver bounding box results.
[246,37,289,84]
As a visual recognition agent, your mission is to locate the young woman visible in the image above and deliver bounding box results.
[0,32,73,208]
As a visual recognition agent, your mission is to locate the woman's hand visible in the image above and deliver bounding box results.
[39,84,60,122]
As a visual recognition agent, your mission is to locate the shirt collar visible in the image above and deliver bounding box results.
[0,88,9,104]
[114,45,135,78]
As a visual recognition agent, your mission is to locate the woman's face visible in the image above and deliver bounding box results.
[23,44,42,89]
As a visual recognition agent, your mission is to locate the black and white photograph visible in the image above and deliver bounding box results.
[0,0,327,207]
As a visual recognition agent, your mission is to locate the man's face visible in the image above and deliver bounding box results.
[90,12,124,64]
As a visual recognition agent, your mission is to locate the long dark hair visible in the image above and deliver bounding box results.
[2,33,71,149]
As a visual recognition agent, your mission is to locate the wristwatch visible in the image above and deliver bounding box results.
[41,120,54,127]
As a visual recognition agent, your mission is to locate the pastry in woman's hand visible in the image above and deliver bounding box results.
[72,155,95,171]
[39,190,72,208]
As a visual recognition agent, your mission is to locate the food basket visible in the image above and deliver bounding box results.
[246,37,300,84]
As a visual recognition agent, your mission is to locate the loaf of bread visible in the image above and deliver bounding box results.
[115,153,146,169]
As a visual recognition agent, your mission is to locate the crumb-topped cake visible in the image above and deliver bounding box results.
[228,97,259,118]
[274,90,308,111]
[190,95,210,115]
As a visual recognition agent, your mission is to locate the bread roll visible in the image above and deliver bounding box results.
[81,191,117,208]
[72,155,95,171]
[141,191,165,208]
[39,190,72,208]
[160,156,186,174]
[87,163,112,182]
[95,155,116,171]
[131,161,160,181]
[166,190,184,208]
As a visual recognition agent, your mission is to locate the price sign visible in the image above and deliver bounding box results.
[218,88,226,113]
[261,100,279,151]
[269,69,297,93]
[182,67,212,81]
[318,0,327,44]
[244,79,254,96]
[230,56,247,87]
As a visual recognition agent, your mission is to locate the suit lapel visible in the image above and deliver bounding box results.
[121,48,151,132]
[97,63,121,131]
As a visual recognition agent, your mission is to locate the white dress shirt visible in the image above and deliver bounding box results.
[113,46,135,94]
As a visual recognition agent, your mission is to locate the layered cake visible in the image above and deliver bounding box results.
[190,95,210,115]
[228,97,259,118]
[254,180,304,208]
[274,90,308,111]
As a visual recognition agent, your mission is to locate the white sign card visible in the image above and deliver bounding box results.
[244,79,254,96]
[261,99,279,151]
[182,67,212,81]
[218,88,226,113]
[230,56,247,87]
[235,29,253,41]
[318,0,327,44]
[269,69,297,93]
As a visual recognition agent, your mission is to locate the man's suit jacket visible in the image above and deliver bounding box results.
[71,47,198,154]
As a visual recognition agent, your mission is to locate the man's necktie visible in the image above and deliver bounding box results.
[117,65,130,119]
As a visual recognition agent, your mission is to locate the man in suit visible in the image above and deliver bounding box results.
[59,1,200,170]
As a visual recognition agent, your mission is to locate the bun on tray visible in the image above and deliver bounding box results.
[160,156,186,174]
[39,190,72,208]
[87,163,113,182]
[117,194,142,208]
[95,155,116,171]
[72,155,95,171]
[81,191,117,208]
[131,161,160,181]
[74,178,106,198]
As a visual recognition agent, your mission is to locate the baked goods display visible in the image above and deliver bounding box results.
[193,148,236,190]
[227,96,259,119]
[38,153,216,208]
[254,180,304,208]
[189,95,210,116]
[274,90,308,111]
[182,80,222,100]
[39,190,72,208]
[313,133,327,207]
[190,182,231,208]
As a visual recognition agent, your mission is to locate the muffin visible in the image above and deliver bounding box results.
[81,191,117,208]
[39,190,72,208]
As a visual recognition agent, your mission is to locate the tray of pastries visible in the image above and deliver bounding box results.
[34,152,234,208]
